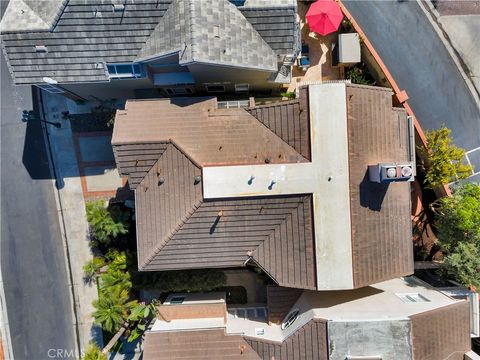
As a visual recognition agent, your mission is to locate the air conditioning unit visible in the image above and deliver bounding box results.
[368,163,414,183]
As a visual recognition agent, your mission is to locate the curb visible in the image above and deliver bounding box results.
[0,258,14,360]
[36,88,82,357]
[418,0,480,107]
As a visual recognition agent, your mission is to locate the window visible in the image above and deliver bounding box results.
[281,309,299,330]
[165,87,194,95]
[169,296,186,304]
[228,0,246,5]
[205,85,225,93]
[396,293,430,303]
[254,328,265,336]
[36,84,65,94]
[228,307,267,321]
[107,63,143,79]
[235,83,249,93]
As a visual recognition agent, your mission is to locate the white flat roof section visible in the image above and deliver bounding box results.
[309,84,353,290]
[150,317,225,332]
[202,83,354,289]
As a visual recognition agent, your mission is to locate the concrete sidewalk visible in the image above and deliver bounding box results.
[39,89,103,351]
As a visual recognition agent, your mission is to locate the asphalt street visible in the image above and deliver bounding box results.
[343,0,480,181]
[1,2,76,358]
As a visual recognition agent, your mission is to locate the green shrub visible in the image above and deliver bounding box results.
[82,343,106,360]
[435,183,480,252]
[435,183,480,288]
[280,91,296,99]
[443,242,480,289]
[133,268,226,293]
[345,64,375,85]
[86,201,129,250]
[419,126,473,188]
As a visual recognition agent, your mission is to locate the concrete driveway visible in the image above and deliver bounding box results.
[343,0,480,181]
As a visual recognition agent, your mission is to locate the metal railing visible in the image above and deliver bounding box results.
[217,100,250,109]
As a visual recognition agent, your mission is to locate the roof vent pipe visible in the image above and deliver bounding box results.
[112,3,125,12]
[35,45,48,53]
[194,175,201,184]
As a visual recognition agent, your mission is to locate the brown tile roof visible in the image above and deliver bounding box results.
[244,319,328,360]
[113,142,169,190]
[113,97,307,189]
[135,143,203,269]
[116,97,316,289]
[157,302,227,323]
[266,286,303,324]
[410,301,471,360]
[346,85,414,288]
[143,329,260,360]
[147,195,316,286]
[247,88,311,160]
[114,83,414,291]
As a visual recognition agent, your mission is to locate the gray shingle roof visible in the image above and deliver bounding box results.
[137,0,278,71]
[0,0,67,32]
[1,0,171,84]
[1,0,296,85]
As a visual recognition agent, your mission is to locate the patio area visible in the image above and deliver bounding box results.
[286,1,342,93]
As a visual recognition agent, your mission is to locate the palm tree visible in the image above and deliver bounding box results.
[86,200,129,248]
[99,269,132,292]
[92,287,138,333]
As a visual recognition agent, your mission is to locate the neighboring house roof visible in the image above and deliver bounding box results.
[112,83,414,290]
[244,319,328,360]
[143,278,471,360]
[136,0,278,72]
[143,329,260,360]
[410,301,471,360]
[0,0,296,84]
[0,0,66,32]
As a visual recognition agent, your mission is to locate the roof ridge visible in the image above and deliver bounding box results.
[140,198,204,270]
[138,140,204,270]
[186,0,277,71]
[251,196,315,289]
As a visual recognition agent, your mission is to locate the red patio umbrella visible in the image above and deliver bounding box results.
[306,0,344,36]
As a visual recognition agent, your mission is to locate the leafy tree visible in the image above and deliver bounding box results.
[86,200,129,249]
[419,126,473,188]
[83,257,106,283]
[82,343,107,360]
[435,183,480,251]
[92,286,138,333]
[435,183,480,288]
[443,242,480,289]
